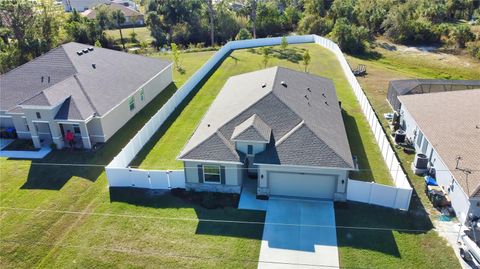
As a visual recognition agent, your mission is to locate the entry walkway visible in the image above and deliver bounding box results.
[0,146,52,159]
[238,178,268,211]
[258,198,339,269]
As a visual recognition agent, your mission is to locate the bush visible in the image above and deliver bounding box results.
[329,18,370,54]
[467,41,480,59]
[235,28,252,40]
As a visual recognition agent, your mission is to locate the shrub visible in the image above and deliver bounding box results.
[201,192,218,209]
[235,28,253,40]
[467,41,480,59]
[329,18,370,54]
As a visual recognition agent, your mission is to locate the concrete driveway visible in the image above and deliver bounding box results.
[258,198,339,269]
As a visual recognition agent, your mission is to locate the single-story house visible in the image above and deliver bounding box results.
[398,89,480,221]
[0,42,172,149]
[82,3,144,26]
[387,79,480,111]
[62,0,138,12]
[177,67,354,200]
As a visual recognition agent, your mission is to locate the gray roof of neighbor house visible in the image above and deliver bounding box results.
[398,89,480,198]
[387,79,480,111]
[0,42,171,120]
[82,2,143,19]
[178,67,354,169]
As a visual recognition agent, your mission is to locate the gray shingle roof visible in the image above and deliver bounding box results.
[231,114,271,142]
[0,42,171,120]
[178,67,354,169]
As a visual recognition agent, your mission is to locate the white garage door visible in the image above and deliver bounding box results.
[268,171,337,199]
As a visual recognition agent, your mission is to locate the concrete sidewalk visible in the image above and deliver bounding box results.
[258,198,339,269]
[0,147,52,159]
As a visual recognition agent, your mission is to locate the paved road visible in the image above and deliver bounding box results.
[258,198,339,269]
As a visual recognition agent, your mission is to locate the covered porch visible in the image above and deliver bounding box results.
[57,121,92,149]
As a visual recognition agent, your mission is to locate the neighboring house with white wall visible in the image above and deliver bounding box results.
[398,89,480,221]
[62,0,138,12]
[0,42,172,149]
[178,67,354,200]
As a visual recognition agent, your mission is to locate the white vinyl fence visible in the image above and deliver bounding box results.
[105,35,412,210]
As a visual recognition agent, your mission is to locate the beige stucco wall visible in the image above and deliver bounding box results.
[98,64,173,142]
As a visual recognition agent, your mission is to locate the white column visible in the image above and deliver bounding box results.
[27,121,42,148]
[50,122,64,149]
[79,122,92,149]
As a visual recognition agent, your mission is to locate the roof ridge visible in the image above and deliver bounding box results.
[275,120,304,146]
[18,91,49,106]
[303,123,353,168]
[73,74,99,115]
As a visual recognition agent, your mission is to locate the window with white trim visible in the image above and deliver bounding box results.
[129,96,135,111]
[203,165,221,183]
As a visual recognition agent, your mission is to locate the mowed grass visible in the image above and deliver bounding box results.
[133,44,393,185]
[0,49,266,268]
[105,26,153,43]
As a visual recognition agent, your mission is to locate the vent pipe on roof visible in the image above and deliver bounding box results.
[48,76,50,83]
[92,63,96,69]
[83,48,89,53]
[307,87,311,92]
[41,76,44,83]
[322,93,326,98]
[281,81,287,87]
[261,83,266,88]
[88,47,94,51]
[77,51,83,55]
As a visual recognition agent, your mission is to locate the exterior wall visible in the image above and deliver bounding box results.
[22,105,64,148]
[235,141,266,155]
[98,64,173,142]
[86,117,105,144]
[184,161,242,193]
[0,112,14,128]
[400,104,471,221]
[256,164,349,200]
[10,115,31,139]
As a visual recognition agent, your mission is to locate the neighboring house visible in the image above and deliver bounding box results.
[0,42,172,149]
[62,0,138,12]
[387,79,480,111]
[177,67,354,200]
[82,3,144,26]
[398,89,480,221]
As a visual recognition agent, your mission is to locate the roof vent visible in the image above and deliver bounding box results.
[325,101,329,106]
[207,124,211,127]
[281,81,287,87]
[82,48,89,53]
[322,93,326,98]
[261,83,266,88]
[41,76,44,83]
[304,95,309,100]
[307,87,311,92]
[77,51,83,55]
[88,47,94,51]
[48,76,50,83]
[92,63,96,69]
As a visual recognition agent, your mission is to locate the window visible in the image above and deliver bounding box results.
[129,96,135,111]
[247,145,253,155]
[140,89,145,101]
[23,118,29,131]
[421,138,429,154]
[203,165,221,183]
[36,112,41,119]
[73,124,81,134]
[416,130,423,147]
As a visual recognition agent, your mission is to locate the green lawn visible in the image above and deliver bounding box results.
[0,49,266,268]
[105,26,153,44]
[132,44,393,185]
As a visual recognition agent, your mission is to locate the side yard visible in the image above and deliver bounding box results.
[131,43,393,185]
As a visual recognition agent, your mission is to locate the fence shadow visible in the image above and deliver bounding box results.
[109,187,265,240]
[21,83,179,190]
[341,109,376,182]
[335,201,433,258]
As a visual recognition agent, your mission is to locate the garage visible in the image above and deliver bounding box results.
[268,171,337,199]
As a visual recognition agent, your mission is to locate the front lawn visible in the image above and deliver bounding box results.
[131,44,393,185]
[336,202,459,269]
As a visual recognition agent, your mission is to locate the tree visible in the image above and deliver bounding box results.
[247,0,258,38]
[262,47,270,68]
[36,0,65,51]
[214,1,240,44]
[255,2,283,37]
[146,12,167,48]
[280,36,288,50]
[355,0,393,33]
[235,28,253,40]
[304,0,326,17]
[451,24,475,48]
[330,0,356,23]
[111,10,126,50]
[330,18,370,54]
[95,4,112,30]
[205,0,215,46]
[302,49,311,72]
[171,43,181,71]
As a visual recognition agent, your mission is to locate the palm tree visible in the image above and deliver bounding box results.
[205,0,215,46]
[111,9,126,50]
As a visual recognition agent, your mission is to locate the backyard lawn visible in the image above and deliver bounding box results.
[105,26,153,44]
[131,43,393,185]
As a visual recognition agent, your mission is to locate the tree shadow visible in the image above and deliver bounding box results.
[109,187,265,240]
[247,46,304,64]
[21,83,179,190]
